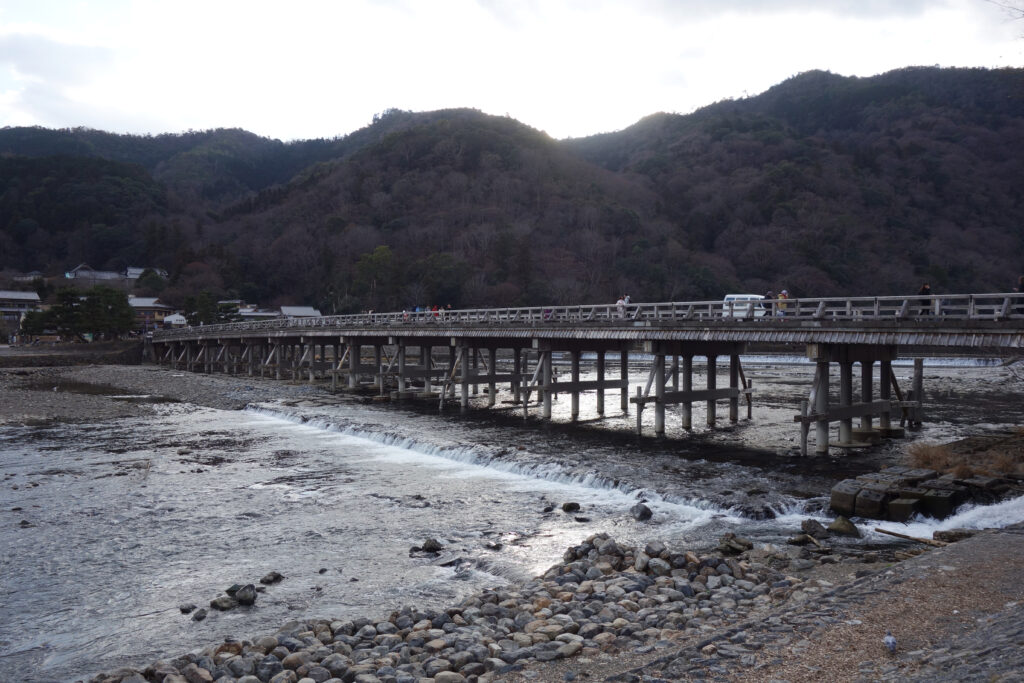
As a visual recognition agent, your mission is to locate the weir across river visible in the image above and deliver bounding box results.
[150,293,1024,456]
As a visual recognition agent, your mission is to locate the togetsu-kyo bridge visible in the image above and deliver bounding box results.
[151,293,1024,456]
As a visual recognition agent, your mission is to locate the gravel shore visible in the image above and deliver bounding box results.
[2,359,1022,683]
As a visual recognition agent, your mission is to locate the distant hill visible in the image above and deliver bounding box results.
[2,67,1022,311]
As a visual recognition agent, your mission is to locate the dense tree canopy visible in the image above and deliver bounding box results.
[21,286,134,339]
[2,67,1022,311]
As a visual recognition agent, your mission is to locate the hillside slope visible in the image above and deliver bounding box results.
[1,67,1022,310]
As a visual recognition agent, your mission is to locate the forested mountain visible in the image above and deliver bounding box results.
[2,67,1022,312]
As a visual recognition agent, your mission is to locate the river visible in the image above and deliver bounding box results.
[1,357,1021,682]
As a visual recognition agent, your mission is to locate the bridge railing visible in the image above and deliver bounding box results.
[152,293,1024,340]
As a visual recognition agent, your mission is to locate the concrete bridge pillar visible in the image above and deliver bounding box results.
[620,351,629,413]
[860,361,873,430]
[421,345,432,393]
[397,343,407,393]
[469,348,478,396]
[814,361,830,454]
[839,360,853,444]
[348,342,359,389]
[596,351,605,416]
[512,349,522,404]
[671,355,679,396]
[460,344,470,410]
[682,355,693,430]
[654,351,665,436]
[571,349,581,421]
[879,360,892,430]
[542,348,553,419]
[488,348,497,407]
[706,354,717,427]
[729,353,740,423]
[911,357,925,427]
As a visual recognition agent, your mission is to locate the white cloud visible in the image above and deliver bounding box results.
[0,0,1021,140]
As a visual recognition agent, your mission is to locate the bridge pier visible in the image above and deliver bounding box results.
[542,346,553,419]
[706,354,717,427]
[797,344,918,456]
[682,354,693,430]
[620,351,629,413]
[654,352,665,436]
[631,342,748,436]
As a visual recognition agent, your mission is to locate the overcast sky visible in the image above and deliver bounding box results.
[1,0,1021,141]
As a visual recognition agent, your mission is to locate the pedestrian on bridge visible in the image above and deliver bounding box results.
[918,282,933,316]
[776,290,789,317]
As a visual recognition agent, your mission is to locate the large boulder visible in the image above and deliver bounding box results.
[800,519,829,539]
[630,502,653,521]
[827,516,861,537]
[235,584,257,606]
[718,532,753,555]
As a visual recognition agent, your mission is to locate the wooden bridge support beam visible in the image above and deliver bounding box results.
[596,352,605,416]
[860,361,873,430]
[571,350,581,421]
[706,354,717,427]
[798,344,912,456]
[512,349,523,404]
[682,355,693,430]
[620,351,629,413]
[471,349,479,396]
[654,352,666,436]
[397,342,407,393]
[839,360,853,444]
[879,360,892,430]
[814,360,830,454]
[542,346,553,419]
[373,344,383,391]
[422,345,432,394]
[729,354,740,423]
[308,342,315,384]
[460,343,470,409]
[631,342,746,436]
[348,341,359,389]
[488,347,497,407]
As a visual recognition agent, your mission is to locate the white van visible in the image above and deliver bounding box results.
[722,294,766,318]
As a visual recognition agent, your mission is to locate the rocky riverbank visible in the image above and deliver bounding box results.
[84,526,1024,683]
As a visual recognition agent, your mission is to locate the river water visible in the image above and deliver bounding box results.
[1,358,1023,682]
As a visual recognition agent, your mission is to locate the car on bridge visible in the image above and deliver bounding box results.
[721,294,767,319]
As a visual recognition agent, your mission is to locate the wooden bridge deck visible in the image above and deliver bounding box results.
[153,293,1024,351]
